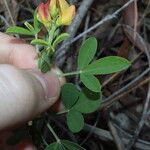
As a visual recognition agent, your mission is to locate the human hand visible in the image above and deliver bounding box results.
[0,32,60,148]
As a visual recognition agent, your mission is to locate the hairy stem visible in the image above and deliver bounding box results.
[35,33,39,53]
[57,109,70,115]
[47,123,60,142]
[58,70,82,77]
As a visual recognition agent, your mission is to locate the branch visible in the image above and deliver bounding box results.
[55,0,135,66]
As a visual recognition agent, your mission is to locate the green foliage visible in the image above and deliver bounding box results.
[61,83,101,133]
[45,142,61,150]
[61,140,85,150]
[78,37,97,70]
[73,89,101,114]
[59,37,130,133]
[24,21,34,32]
[61,83,80,109]
[33,10,41,34]
[6,26,35,35]
[52,33,69,48]
[76,37,131,92]
[45,140,85,150]
[80,74,101,92]
[6,11,41,36]
[31,39,49,46]
[83,56,131,75]
[67,110,84,133]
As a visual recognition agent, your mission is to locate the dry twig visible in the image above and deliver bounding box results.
[55,0,135,66]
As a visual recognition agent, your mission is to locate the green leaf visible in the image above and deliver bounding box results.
[45,142,62,150]
[83,56,131,75]
[61,83,80,109]
[67,110,84,133]
[61,140,85,150]
[31,39,49,46]
[80,74,101,92]
[53,33,69,48]
[46,140,85,150]
[78,37,97,70]
[73,89,101,114]
[6,26,34,35]
[24,21,34,32]
[34,10,41,33]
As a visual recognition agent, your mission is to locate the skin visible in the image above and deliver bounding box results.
[0,32,61,149]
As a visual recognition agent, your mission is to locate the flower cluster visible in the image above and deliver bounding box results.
[37,0,75,28]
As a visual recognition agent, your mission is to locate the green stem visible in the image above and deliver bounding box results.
[42,136,48,146]
[58,70,82,77]
[48,23,57,47]
[35,33,39,53]
[47,123,60,142]
[57,109,69,115]
[46,23,57,57]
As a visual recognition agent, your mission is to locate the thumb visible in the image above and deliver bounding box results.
[0,65,60,131]
[28,69,61,111]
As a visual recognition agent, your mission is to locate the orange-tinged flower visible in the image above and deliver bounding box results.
[57,0,76,26]
[37,1,51,27]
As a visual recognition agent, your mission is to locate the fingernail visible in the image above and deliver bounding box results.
[28,70,60,100]
[43,73,60,100]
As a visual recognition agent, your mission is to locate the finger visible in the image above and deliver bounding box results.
[50,66,66,112]
[0,32,18,44]
[0,65,60,131]
[0,32,37,69]
[0,32,27,45]
[7,43,37,69]
[0,41,37,69]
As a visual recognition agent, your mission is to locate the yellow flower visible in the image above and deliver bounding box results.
[37,1,51,27]
[49,0,58,18]
[57,0,76,26]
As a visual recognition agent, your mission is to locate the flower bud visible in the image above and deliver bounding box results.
[49,0,58,18]
[37,1,51,28]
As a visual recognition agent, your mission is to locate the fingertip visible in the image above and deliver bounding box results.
[51,66,66,86]
[43,72,61,101]
[27,69,61,109]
